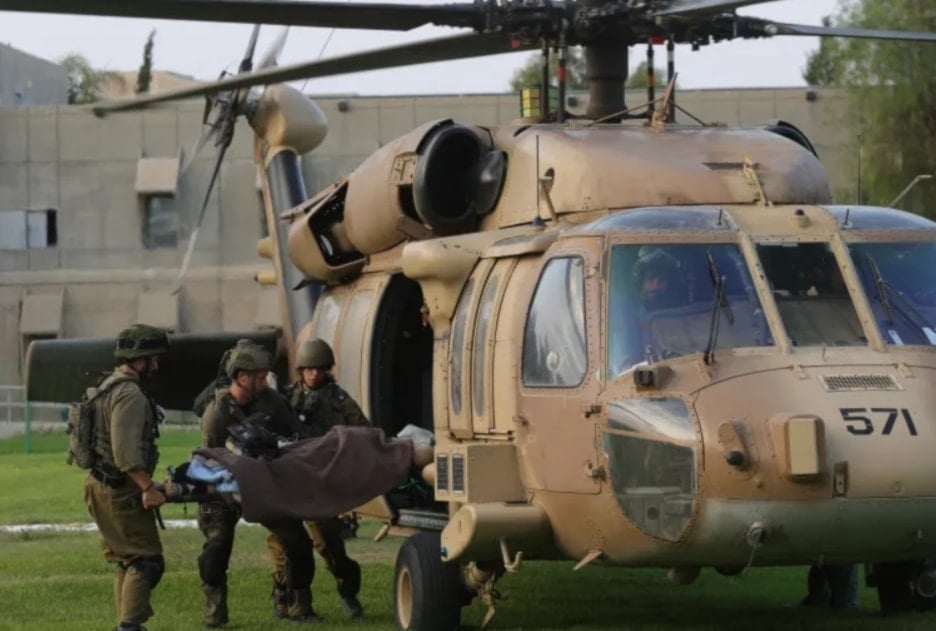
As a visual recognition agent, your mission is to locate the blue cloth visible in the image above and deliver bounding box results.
[187,455,240,493]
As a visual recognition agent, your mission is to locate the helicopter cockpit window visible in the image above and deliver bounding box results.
[579,206,736,233]
[608,244,771,375]
[522,257,587,388]
[848,242,936,346]
[826,206,936,230]
[756,242,865,347]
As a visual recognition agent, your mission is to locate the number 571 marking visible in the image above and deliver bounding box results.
[839,408,918,436]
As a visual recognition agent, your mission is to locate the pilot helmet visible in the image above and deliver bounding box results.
[633,246,684,308]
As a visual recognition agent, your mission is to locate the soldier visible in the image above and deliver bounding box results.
[196,339,318,627]
[85,324,170,631]
[268,338,370,620]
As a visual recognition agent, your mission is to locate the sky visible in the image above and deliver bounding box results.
[0,0,844,96]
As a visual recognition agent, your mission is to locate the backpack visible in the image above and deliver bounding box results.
[66,374,126,469]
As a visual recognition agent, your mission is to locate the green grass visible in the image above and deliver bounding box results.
[2,431,935,630]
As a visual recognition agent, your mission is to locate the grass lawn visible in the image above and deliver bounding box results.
[2,430,935,630]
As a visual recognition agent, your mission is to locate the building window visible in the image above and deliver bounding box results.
[0,209,57,249]
[143,195,178,249]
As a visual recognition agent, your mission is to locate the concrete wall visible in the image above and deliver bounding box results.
[0,44,68,107]
[0,87,854,387]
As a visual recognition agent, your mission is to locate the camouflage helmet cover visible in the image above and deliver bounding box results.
[225,339,273,378]
[296,338,335,370]
[114,324,170,360]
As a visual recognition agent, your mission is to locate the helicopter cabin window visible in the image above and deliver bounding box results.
[0,210,57,249]
[848,241,936,346]
[472,274,499,417]
[522,257,587,388]
[756,242,865,347]
[337,290,373,404]
[607,244,770,375]
[312,293,345,348]
[449,278,475,416]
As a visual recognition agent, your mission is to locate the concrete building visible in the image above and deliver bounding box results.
[0,87,853,408]
[0,43,68,107]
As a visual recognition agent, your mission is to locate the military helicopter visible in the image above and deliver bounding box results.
[13,0,936,629]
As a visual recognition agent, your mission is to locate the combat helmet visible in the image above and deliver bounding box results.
[114,324,170,361]
[225,339,273,378]
[296,339,335,370]
[633,246,681,284]
[633,246,687,309]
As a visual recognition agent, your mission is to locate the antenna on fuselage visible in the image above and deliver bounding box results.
[666,38,676,123]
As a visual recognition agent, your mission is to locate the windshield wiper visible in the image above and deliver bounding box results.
[865,252,936,344]
[706,250,734,325]
[703,250,732,365]
[865,253,894,325]
[703,274,725,365]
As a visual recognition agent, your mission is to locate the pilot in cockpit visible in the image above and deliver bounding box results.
[635,246,689,312]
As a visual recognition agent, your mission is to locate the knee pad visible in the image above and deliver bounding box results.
[130,555,165,589]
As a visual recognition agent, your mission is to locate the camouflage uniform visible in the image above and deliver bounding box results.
[197,378,315,626]
[85,325,167,631]
[267,355,370,620]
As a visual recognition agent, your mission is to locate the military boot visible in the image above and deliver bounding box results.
[287,587,323,623]
[201,583,229,628]
[271,581,289,619]
[341,595,364,619]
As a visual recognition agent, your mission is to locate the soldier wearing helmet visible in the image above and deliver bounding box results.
[267,338,370,620]
[195,339,317,627]
[633,246,687,312]
[85,324,170,631]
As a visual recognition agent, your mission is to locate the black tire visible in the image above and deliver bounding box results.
[394,532,462,631]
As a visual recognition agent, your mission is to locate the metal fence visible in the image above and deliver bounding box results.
[0,385,67,424]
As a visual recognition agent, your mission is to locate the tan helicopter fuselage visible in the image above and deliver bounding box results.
[253,86,936,572]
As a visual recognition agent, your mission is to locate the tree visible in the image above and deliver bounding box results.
[509,47,587,92]
[625,61,669,89]
[136,30,156,94]
[58,54,125,104]
[802,1,936,215]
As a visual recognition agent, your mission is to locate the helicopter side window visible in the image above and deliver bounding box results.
[337,290,373,404]
[450,278,475,415]
[312,293,344,348]
[472,274,499,417]
[522,257,587,388]
[607,244,770,374]
[756,243,865,347]
[848,242,936,346]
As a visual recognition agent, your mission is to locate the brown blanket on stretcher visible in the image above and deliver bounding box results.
[196,425,414,523]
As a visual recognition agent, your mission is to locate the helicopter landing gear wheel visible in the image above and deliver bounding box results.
[394,531,462,631]
[876,562,917,613]
[873,561,936,613]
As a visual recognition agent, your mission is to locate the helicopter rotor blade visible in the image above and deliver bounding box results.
[93,32,531,115]
[761,21,936,43]
[240,24,262,72]
[172,138,230,295]
[258,27,290,70]
[0,0,482,31]
[651,0,774,18]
